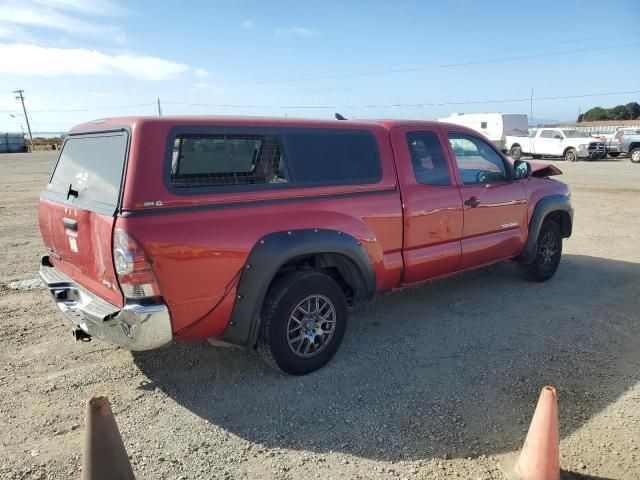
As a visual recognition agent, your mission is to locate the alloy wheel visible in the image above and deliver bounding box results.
[539,231,559,274]
[287,294,336,358]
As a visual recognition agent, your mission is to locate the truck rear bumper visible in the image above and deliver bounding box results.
[39,256,173,351]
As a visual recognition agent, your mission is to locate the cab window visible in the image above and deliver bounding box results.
[540,130,554,138]
[448,133,508,185]
[406,131,450,186]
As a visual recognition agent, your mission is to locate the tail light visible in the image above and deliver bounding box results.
[617,136,622,144]
[113,228,161,300]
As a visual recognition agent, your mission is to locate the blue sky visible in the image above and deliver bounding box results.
[1,0,639,133]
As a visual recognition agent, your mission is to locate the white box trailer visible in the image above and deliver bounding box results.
[437,113,529,151]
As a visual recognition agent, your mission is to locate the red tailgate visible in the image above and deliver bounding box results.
[38,131,129,308]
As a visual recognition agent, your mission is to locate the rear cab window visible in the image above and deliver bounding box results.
[167,128,381,192]
[406,131,450,186]
[46,132,128,214]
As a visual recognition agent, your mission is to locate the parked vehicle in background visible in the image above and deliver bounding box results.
[38,116,573,375]
[608,128,640,158]
[437,113,529,151]
[617,132,640,163]
[0,133,26,153]
[506,128,606,162]
[588,132,612,143]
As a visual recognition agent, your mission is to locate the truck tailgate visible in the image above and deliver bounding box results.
[38,131,128,308]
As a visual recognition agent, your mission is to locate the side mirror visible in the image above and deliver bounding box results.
[554,135,563,140]
[514,160,532,180]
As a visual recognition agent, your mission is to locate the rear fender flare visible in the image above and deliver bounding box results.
[218,229,375,347]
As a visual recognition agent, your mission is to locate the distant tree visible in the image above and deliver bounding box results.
[581,102,640,122]
[583,107,608,122]
[577,113,584,123]
[610,105,629,120]
[625,102,640,120]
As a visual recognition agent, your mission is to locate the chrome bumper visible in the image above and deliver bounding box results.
[39,256,173,351]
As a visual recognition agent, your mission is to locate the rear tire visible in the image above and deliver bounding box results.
[630,148,640,164]
[510,146,522,161]
[257,271,348,375]
[525,220,563,282]
[564,148,578,162]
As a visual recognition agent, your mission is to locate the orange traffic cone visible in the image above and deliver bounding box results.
[81,396,135,480]
[514,386,560,480]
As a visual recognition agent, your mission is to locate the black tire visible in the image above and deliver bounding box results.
[608,152,620,158]
[630,148,640,164]
[564,148,578,162]
[257,270,348,375]
[525,220,563,282]
[510,145,522,161]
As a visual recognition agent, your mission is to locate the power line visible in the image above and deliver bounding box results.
[205,33,637,86]
[28,102,155,114]
[208,43,640,88]
[7,34,638,98]
[162,89,640,110]
[6,89,638,120]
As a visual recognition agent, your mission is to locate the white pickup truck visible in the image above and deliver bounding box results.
[506,128,606,162]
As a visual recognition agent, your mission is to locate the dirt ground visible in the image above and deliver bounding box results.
[0,151,638,480]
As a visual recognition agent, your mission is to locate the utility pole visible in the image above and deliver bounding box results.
[157,98,162,116]
[529,88,534,126]
[14,90,34,151]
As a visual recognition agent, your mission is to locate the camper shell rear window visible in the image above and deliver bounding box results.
[46,131,128,214]
[166,127,381,192]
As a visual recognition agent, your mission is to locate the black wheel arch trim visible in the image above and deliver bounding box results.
[517,194,573,264]
[218,228,376,347]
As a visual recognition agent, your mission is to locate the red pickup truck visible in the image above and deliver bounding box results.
[38,116,572,375]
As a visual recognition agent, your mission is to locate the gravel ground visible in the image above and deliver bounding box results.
[0,152,638,480]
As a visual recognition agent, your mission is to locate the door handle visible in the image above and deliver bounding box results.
[464,197,480,207]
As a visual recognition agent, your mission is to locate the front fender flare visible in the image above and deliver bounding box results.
[517,194,573,264]
[218,229,375,347]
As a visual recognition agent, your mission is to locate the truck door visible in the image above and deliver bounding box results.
[391,127,463,285]
[536,129,562,156]
[444,129,528,270]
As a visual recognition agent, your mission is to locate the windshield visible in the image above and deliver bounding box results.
[47,133,127,208]
[562,130,590,138]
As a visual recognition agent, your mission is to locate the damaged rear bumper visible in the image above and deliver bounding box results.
[39,256,172,351]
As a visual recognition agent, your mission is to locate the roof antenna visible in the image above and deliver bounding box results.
[335,113,347,121]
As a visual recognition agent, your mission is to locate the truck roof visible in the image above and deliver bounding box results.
[69,116,446,134]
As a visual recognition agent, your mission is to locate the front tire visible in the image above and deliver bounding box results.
[630,148,640,164]
[526,220,563,282]
[564,148,578,162]
[257,271,348,375]
[510,145,522,161]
